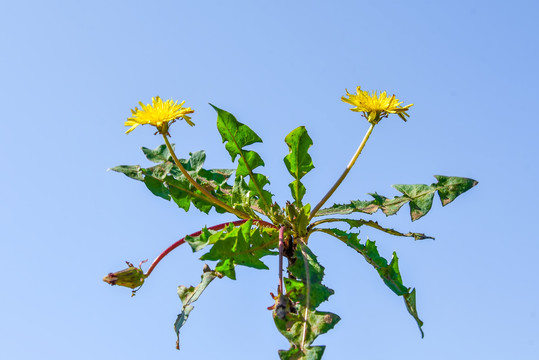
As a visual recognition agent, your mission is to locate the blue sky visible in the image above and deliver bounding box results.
[1,1,538,359]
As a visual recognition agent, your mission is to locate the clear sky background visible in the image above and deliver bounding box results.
[1,1,538,359]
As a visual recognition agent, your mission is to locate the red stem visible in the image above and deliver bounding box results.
[144,219,277,277]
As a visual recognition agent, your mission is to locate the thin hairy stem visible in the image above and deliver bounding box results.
[309,123,375,220]
[162,135,250,219]
[299,241,311,349]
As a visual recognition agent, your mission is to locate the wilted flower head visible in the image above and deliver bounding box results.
[342,86,413,124]
[103,261,146,289]
[125,96,195,134]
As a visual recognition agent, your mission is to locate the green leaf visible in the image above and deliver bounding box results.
[404,288,424,338]
[434,175,478,206]
[284,278,334,310]
[143,175,170,200]
[185,227,216,252]
[284,126,314,205]
[236,150,264,177]
[199,220,278,279]
[316,175,478,221]
[109,165,143,181]
[317,228,424,335]
[212,105,263,161]
[288,244,325,284]
[231,176,260,218]
[278,346,326,360]
[211,104,273,212]
[174,266,218,350]
[274,306,340,348]
[315,218,433,240]
[142,144,171,163]
[112,147,237,215]
[392,184,435,221]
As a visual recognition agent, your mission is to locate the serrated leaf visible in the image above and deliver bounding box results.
[288,181,306,205]
[142,144,171,163]
[434,175,478,206]
[185,227,218,252]
[404,288,424,338]
[174,267,218,350]
[186,150,206,173]
[392,184,435,221]
[211,104,273,212]
[274,306,340,348]
[284,126,314,204]
[212,105,263,161]
[380,252,408,296]
[316,175,477,221]
[288,244,325,284]
[112,147,237,215]
[231,176,259,218]
[143,175,170,200]
[284,278,334,309]
[236,150,264,176]
[318,218,433,240]
[144,162,174,180]
[199,220,278,279]
[278,346,326,360]
[317,228,424,335]
[109,165,143,181]
[168,182,191,211]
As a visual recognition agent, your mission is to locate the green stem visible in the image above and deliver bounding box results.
[162,134,250,219]
[298,240,311,350]
[309,123,375,220]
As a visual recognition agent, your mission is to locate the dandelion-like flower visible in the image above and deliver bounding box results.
[342,86,413,124]
[125,96,195,134]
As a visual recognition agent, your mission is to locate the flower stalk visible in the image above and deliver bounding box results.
[309,123,375,220]
[162,134,251,220]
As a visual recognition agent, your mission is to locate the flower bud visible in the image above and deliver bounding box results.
[103,262,146,289]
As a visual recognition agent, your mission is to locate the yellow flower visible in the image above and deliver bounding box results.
[125,96,195,134]
[342,86,413,124]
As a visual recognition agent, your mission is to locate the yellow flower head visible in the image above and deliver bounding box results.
[342,86,413,124]
[125,96,195,134]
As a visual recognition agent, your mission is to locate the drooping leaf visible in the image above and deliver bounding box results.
[316,175,478,221]
[284,126,314,205]
[199,220,278,279]
[313,218,433,240]
[403,288,424,338]
[317,228,424,336]
[211,105,273,212]
[174,266,218,350]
